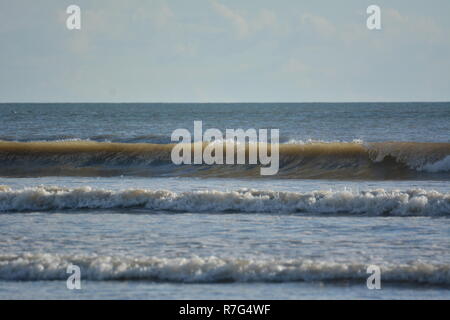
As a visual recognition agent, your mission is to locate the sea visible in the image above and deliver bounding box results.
[0,102,449,299]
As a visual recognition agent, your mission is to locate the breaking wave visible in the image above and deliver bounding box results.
[0,186,449,216]
[421,155,450,173]
[0,253,448,285]
[0,141,449,180]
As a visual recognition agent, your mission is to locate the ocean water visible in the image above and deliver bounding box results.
[0,103,449,300]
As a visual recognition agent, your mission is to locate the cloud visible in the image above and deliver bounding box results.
[210,1,279,38]
[133,3,175,29]
[282,58,309,74]
[174,42,197,56]
[60,2,178,55]
[384,8,446,44]
[210,0,250,37]
[254,9,277,30]
[301,13,336,37]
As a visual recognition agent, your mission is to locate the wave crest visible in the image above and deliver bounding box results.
[0,186,449,216]
[0,254,448,285]
[0,141,449,179]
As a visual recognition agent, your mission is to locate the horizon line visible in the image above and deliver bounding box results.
[1,101,450,104]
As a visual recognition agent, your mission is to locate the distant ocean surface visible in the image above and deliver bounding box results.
[0,103,449,299]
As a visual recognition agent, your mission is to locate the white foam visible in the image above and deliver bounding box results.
[0,186,449,216]
[421,156,450,173]
[285,138,364,145]
[0,253,448,285]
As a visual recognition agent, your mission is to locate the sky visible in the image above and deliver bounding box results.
[1,0,450,103]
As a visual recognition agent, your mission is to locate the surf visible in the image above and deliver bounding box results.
[0,186,449,216]
[1,253,449,286]
[0,140,449,180]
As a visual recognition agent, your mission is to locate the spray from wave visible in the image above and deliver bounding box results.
[0,186,448,216]
[0,253,448,285]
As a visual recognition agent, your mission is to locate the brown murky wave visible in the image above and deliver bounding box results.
[0,141,449,180]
